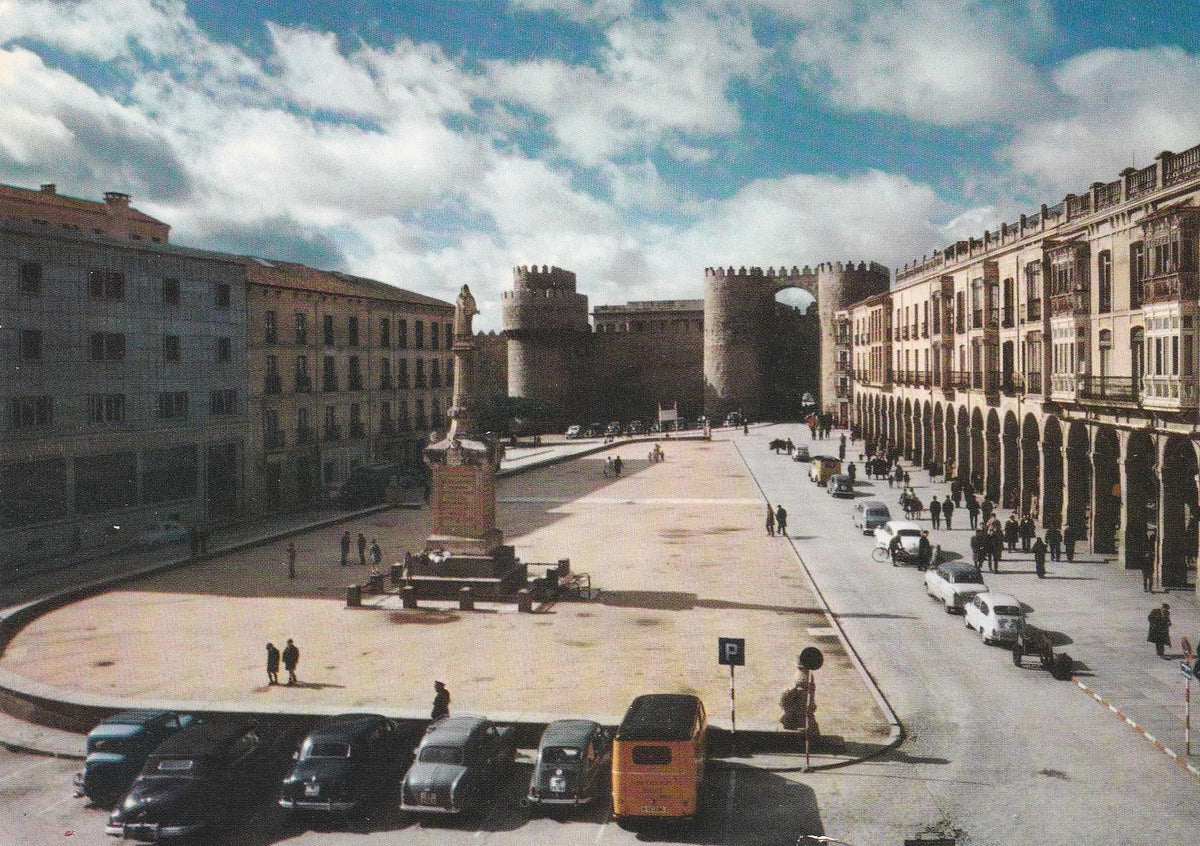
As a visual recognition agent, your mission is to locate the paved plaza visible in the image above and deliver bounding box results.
[1,438,889,741]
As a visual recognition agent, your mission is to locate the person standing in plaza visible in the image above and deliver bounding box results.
[986,518,1003,572]
[765,505,776,537]
[942,496,955,530]
[981,498,994,525]
[282,639,300,685]
[431,681,451,719]
[357,532,367,566]
[340,530,351,567]
[286,541,297,580]
[775,505,788,538]
[1032,536,1047,578]
[1063,524,1078,562]
[1148,604,1171,658]
[929,495,942,529]
[966,493,979,530]
[917,530,933,571]
[1004,514,1019,553]
[265,642,280,685]
[370,538,382,568]
[1020,513,1035,552]
[951,478,963,508]
[613,455,623,477]
[1046,524,1062,561]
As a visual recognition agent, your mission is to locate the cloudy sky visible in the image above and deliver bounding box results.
[3,1,1199,328]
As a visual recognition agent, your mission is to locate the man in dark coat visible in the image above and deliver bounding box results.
[966,494,980,529]
[340,530,351,567]
[951,479,963,507]
[357,532,367,566]
[1046,525,1062,561]
[1004,515,1019,553]
[1148,604,1171,658]
[942,496,955,530]
[1032,536,1047,578]
[1063,525,1078,562]
[917,531,933,571]
[765,505,775,537]
[1142,537,1156,592]
[370,539,382,567]
[266,643,280,685]
[775,505,788,538]
[431,681,451,719]
[282,639,300,685]
[981,499,994,525]
[929,496,942,529]
[970,529,986,568]
[1020,514,1035,552]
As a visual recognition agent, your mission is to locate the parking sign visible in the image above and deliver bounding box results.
[718,637,745,666]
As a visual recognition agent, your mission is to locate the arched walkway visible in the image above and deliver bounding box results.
[1124,430,1154,571]
[956,406,970,483]
[1161,436,1198,588]
[931,402,943,472]
[970,407,985,492]
[985,409,1001,504]
[922,401,933,470]
[944,405,957,478]
[1065,422,1091,549]
[1002,411,1020,510]
[1021,414,1040,517]
[1092,427,1120,555]
[1042,417,1063,530]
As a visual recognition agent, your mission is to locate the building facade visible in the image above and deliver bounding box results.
[244,260,453,513]
[1,193,246,568]
[846,144,1200,594]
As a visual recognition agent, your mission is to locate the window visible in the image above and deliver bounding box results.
[398,319,408,349]
[415,358,425,388]
[445,358,453,387]
[264,310,278,344]
[323,355,337,392]
[217,337,231,362]
[210,389,237,415]
[88,270,124,300]
[295,312,307,345]
[324,405,339,440]
[445,322,453,349]
[380,317,391,348]
[398,399,409,429]
[163,334,180,361]
[1130,242,1145,308]
[430,322,439,350]
[348,316,359,347]
[294,355,311,392]
[323,314,335,346]
[74,452,136,513]
[381,401,392,432]
[264,355,280,393]
[415,398,426,428]
[955,292,965,334]
[157,391,189,420]
[89,332,125,361]
[162,277,180,305]
[350,402,363,436]
[19,262,42,294]
[215,283,231,309]
[348,356,362,390]
[297,408,311,442]
[19,329,42,360]
[10,396,52,428]
[380,358,392,389]
[415,320,425,350]
[430,359,441,388]
[398,358,409,388]
[1097,251,1112,313]
[88,393,126,424]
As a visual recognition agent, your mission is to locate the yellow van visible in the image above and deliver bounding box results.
[809,456,842,486]
[611,693,707,823]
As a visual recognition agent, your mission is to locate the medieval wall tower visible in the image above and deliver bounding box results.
[501,265,590,417]
[704,261,889,419]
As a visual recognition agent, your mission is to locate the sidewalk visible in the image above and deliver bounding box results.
[850,442,1200,774]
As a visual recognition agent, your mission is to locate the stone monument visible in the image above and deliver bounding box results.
[409,284,524,598]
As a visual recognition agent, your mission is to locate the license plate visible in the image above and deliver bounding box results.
[641,805,665,813]
[419,790,438,806]
[124,822,159,841]
[549,776,567,792]
[304,783,320,797]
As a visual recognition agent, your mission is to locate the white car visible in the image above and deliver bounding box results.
[854,501,892,533]
[965,592,1026,645]
[925,562,988,614]
[873,520,923,564]
[564,425,582,439]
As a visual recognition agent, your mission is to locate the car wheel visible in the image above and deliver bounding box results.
[944,602,955,614]
[981,628,990,646]
[965,618,972,629]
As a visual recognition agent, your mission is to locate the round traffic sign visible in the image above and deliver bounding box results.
[799,646,824,671]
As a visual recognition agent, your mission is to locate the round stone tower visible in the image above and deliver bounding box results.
[502,265,590,418]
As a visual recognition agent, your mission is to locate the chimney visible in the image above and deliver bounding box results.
[40,183,56,195]
[104,191,131,210]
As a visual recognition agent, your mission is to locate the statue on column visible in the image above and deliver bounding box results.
[447,284,479,443]
[454,284,478,340]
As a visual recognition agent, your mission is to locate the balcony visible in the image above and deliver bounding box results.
[950,371,971,391]
[1002,373,1023,396]
[1021,300,1043,323]
[1079,375,1137,404]
[264,430,285,449]
[264,374,281,395]
[1050,372,1082,401]
[1143,272,1198,304]
[1142,375,1199,410]
[1050,289,1089,317]
[1026,371,1043,395]
[835,383,850,399]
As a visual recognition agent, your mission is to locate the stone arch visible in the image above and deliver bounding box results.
[903,399,914,460]
[922,400,933,469]
[889,396,898,447]
[1092,426,1121,555]
[1065,421,1092,548]
[969,406,985,491]
[1021,413,1040,516]
[1042,417,1064,530]
[985,409,1001,504]
[932,401,944,472]
[1124,430,1155,571]
[944,404,957,476]
[1002,411,1020,510]
[1161,436,1198,588]
[956,406,970,483]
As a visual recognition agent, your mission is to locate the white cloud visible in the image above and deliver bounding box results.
[792,0,1054,126]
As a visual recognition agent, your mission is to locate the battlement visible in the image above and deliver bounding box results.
[512,264,577,292]
[704,261,889,279]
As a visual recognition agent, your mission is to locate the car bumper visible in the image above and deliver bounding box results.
[400,799,461,814]
[528,792,593,806]
[988,627,1021,643]
[106,821,205,841]
[279,798,359,812]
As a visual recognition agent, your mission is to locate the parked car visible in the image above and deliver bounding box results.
[75,711,193,806]
[792,445,811,462]
[965,592,1026,645]
[279,714,413,814]
[627,420,645,436]
[724,411,744,427]
[853,501,892,533]
[400,716,517,815]
[525,719,612,811]
[106,717,291,842]
[133,521,188,550]
[585,422,605,438]
[605,422,623,437]
[925,562,988,613]
[564,425,583,439]
[828,474,854,498]
[809,456,842,485]
[873,520,923,564]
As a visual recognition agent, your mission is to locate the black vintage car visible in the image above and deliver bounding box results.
[279,714,412,814]
[75,710,192,807]
[106,717,290,842]
[400,716,517,815]
[525,719,611,811]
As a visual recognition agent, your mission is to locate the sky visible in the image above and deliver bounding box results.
[3,1,1200,328]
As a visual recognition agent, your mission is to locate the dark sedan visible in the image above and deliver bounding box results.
[106,717,290,842]
[279,714,412,814]
[75,710,192,807]
[525,719,611,810]
[400,716,516,815]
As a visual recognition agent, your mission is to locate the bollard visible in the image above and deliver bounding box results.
[459,586,474,611]
[390,563,405,586]
[517,588,532,613]
[368,572,384,594]
[401,585,418,609]
[556,558,570,577]
[345,584,362,608]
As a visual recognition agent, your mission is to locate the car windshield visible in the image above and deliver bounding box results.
[304,741,351,759]
[951,569,983,583]
[419,745,462,765]
[994,605,1023,617]
[542,746,582,765]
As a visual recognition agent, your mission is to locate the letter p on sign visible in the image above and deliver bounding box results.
[718,637,745,666]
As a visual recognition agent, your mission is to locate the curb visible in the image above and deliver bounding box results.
[1073,678,1200,779]
[730,437,905,770]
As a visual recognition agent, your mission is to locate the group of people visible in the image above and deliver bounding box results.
[806,411,835,440]
[602,455,624,477]
[340,530,382,568]
[265,639,300,686]
[647,444,666,463]
[766,504,788,538]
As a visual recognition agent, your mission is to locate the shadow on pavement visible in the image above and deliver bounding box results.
[597,590,822,616]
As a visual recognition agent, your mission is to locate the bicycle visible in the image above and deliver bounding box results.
[870,546,890,563]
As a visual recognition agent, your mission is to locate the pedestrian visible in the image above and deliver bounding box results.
[1020,514,1035,552]
[970,529,985,568]
[766,505,776,537]
[917,530,933,571]
[370,539,382,568]
[786,438,795,455]
[987,519,1003,572]
[431,680,451,719]
[340,530,351,567]
[1063,524,1077,562]
[265,642,280,685]
[282,638,300,685]
[613,455,623,477]
[839,442,846,460]
[1142,535,1156,592]
[286,541,297,580]
[357,532,367,566]
[951,478,963,508]
[966,494,979,530]
[1032,536,1047,578]
[942,496,955,530]
[981,498,994,525]
[903,470,911,486]
[1046,525,1062,562]
[1147,604,1171,658]
[1004,515,1019,553]
[775,505,788,538]
[929,496,942,529]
